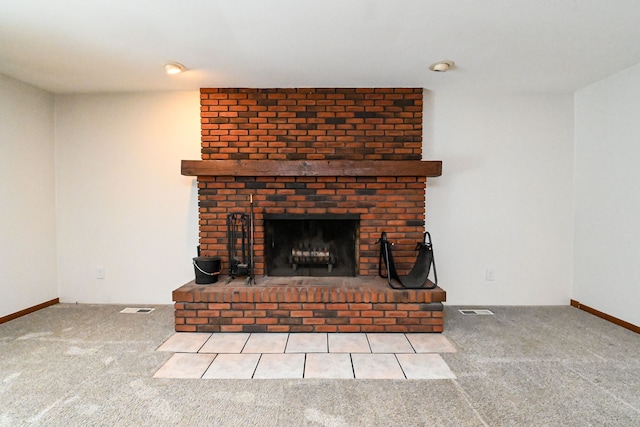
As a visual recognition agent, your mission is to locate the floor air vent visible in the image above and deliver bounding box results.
[120,308,155,314]
[459,309,494,316]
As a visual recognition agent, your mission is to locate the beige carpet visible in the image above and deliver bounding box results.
[1,303,639,426]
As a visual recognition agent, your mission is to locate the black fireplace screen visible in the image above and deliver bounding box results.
[264,214,359,277]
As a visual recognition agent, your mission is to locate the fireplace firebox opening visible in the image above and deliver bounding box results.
[264,214,359,277]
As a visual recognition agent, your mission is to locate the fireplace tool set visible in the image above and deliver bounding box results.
[226,195,255,285]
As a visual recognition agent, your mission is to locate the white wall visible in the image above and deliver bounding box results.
[0,74,57,317]
[55,92,201,304]
[10,79,635,316]
[574,63,640,327]
[424,91,575,305]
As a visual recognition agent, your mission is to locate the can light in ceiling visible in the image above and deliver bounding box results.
[429,60,455,72]
[164,62,186,75]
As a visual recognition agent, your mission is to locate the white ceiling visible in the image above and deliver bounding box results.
[1,0,640,94]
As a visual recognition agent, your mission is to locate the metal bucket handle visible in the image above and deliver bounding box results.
[193,259,222,276]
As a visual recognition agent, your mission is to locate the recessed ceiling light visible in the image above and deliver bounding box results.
[429,60,455,72]
[164,62,185,75]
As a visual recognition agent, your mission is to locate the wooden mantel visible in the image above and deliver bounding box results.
[181,160,442,177]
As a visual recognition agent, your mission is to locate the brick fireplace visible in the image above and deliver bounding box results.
[173,88,445,333]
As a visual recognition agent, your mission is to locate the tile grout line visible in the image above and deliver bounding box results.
[239,332,251,354]
[394,353,408,379]
[349,353,356,379]
[283,333,291,354]
[251,353,263,379]
[302,353,307,378]
[200,353,217,379]
[364,333,373,353]
[196,333,213,353]
[404,333,418,353]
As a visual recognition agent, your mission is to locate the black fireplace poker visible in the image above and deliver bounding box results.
[248,193,255,285]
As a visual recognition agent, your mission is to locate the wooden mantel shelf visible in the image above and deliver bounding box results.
[181,160,442,177]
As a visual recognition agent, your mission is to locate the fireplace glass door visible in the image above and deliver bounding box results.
[264,214,359,277]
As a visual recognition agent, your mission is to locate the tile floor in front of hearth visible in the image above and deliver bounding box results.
[153,332,457,380]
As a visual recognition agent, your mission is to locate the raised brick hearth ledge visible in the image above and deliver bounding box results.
[173,277,446,333]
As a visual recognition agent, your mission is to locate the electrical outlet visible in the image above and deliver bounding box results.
[485,269,495,281]
[96,267,105,279]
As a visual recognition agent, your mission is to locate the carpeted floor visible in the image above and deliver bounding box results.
[0,303,639,426]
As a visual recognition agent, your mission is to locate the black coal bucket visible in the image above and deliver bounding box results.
[193,256,222,284]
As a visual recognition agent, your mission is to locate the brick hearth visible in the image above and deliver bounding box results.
[175,88,444,333]
[173,277,445,333]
